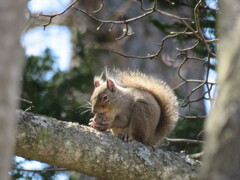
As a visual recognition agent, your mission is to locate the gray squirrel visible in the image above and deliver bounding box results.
[90,70,178,147]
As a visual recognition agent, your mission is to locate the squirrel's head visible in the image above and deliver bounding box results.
[90,77,118,114]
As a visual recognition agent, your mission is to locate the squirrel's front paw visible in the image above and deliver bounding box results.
[89,113,110,131]
[118,133,133,142]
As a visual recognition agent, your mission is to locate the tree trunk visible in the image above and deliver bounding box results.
[201,0,240,179]
[15,110,200,180]
[0,1,25,180]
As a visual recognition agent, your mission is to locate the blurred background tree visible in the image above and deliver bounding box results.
[20,44,96,124]
[13,0,217,179]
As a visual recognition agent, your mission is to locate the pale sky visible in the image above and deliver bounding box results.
[22,26,71,71]
[28,0,71,14]
[22,0,72,71]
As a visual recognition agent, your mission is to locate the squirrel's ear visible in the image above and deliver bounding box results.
[107,79,115,92]
[94,80,101,87]
[94,75,103,87]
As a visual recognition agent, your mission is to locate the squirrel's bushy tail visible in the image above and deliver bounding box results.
[115,70,179,143]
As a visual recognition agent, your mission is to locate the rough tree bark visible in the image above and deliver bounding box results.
[201,0,240,179]
[15,111,200,180]
[0,1,25,180]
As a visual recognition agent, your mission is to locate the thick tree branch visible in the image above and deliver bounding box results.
[15,111,200,180]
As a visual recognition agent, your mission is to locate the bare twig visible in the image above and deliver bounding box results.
[115,12,134,40]
[193,0,216,57]
[38,0,78,29]
[13,168,67,172]
[165,138,204,145]
[176,40,199,52]
[197,130,205,140]
[174,79,216,90]
[73,7,154,25]
[16,97,34,112]
[93,0,104,14]
[16,97,32,104]
[179,114,207,119]
[205,54,213,106]
[138,0,152,11]
[112,28,189,59]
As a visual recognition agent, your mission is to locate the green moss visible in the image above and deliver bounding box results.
[37,127,52,142]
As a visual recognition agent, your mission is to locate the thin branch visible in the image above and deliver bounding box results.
[205,54,213,106]
[179,114,207,119]
[178,55,189,82]
[93,0,104,14]
[16,97,32,104]
[206,39,219,43]
[165,138,204,145]
[176,40,199,52]
[112,29,189,59]
[193,0,216,57]
[197,130,204,140]
[38,0,79,29]
[155,9,192,23]
[16,97,34,112]
[115,12,134,40]
[174,79,217,90]
[73,7,154,25]
[13,168,68,172]
[138,0,153,11]
[180,82,205,107]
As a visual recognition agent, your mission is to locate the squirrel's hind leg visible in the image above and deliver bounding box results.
[130,100,160,146]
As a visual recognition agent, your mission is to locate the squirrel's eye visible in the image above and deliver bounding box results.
[103,95,108,101]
